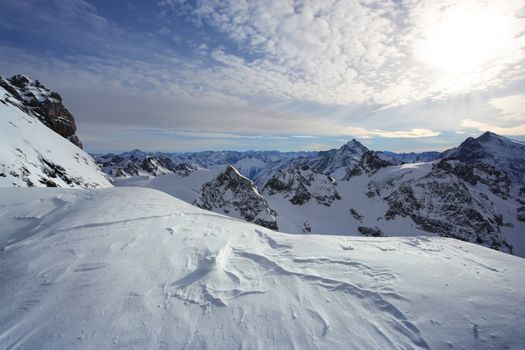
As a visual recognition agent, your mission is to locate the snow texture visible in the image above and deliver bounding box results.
[0,187,524,349]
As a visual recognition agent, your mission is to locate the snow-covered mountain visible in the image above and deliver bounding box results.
[113,132,525,257]
[306,139,369,180]
[94,139,443,186]
[1,186,524,349]
[381,150,442,163]
[263,165,341,207]
[116,165,277,229]
[443,131,525,183]
[94,149,317,181]
[0,74,83,148]
[0,82,112,188]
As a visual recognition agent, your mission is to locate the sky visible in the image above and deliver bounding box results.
[0,0,524,153]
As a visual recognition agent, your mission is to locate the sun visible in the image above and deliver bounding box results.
[414,2,518,77]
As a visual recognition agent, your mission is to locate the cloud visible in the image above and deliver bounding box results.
[489,94,525,122]
[461,119,525,136]
[1,0,524,152]
[158,0,525,107]
[346,127,440,138]
[291,135,320,139]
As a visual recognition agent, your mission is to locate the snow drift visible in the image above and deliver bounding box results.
[0,187,524,349]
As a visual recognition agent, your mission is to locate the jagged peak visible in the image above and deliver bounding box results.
[223,165,255,184]
[342,138,368,150]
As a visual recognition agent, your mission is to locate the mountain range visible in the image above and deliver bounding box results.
[2,73,524,257]
[1,73,525,349]
[95,132,525,257]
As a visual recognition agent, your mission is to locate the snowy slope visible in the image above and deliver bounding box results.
[0,187,524,349]
[0,86,112,188]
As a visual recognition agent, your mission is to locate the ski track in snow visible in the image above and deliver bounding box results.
[0,187,524,349]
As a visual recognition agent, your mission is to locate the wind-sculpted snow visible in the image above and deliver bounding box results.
[0,187,524,349]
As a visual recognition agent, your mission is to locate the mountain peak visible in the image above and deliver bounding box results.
[344,139,366,149]
[477,131,503,143]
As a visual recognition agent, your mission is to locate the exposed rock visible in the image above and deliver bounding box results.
[436,159,510,199]
[357,226,384,237]
[443,131,525,184]
[263,165,340,206]
[350,208,363,222]
[0,74,82,148]
[194,166,278,230]
[345,151,394,179]
[381,167,511,253]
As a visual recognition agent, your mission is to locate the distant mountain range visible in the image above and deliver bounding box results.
[98,132,525,257]
[1,73,524,257]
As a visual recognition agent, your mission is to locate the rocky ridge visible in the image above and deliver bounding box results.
[0,74,82,148]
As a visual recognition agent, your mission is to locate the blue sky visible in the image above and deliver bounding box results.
[1,0,524,153]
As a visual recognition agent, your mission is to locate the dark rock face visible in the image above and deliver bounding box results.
[382,167,511,253]
[346,151,394,179]
[263,165,340,206]
[0,74,82,148]
[443,131,525,183]
[357,226,383,237]
[436,159,511,199]
[194,166,278,230]
[350,208,363,222]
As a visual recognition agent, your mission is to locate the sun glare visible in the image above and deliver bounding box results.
[415,3,516,77]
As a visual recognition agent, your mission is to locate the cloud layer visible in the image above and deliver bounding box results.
[0,0,524,151]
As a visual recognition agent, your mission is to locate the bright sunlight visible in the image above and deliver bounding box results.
[415,1,520,77]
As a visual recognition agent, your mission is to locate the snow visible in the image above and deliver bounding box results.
[0,86,112,188]
[115,167,223,204]
[0,186,524,349]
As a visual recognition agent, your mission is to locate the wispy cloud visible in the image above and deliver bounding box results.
[346,127,440,138]
[461,119,525,136]
[489,94,525,122]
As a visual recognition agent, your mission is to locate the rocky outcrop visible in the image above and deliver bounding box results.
[358,226,384,237]
[381,167,511,253]
[0,74,82,148]
[436,159,511,199]
[263,165,340,206]
[0,83,112,188]
[345,151,394,179]
[194,166,278,230]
